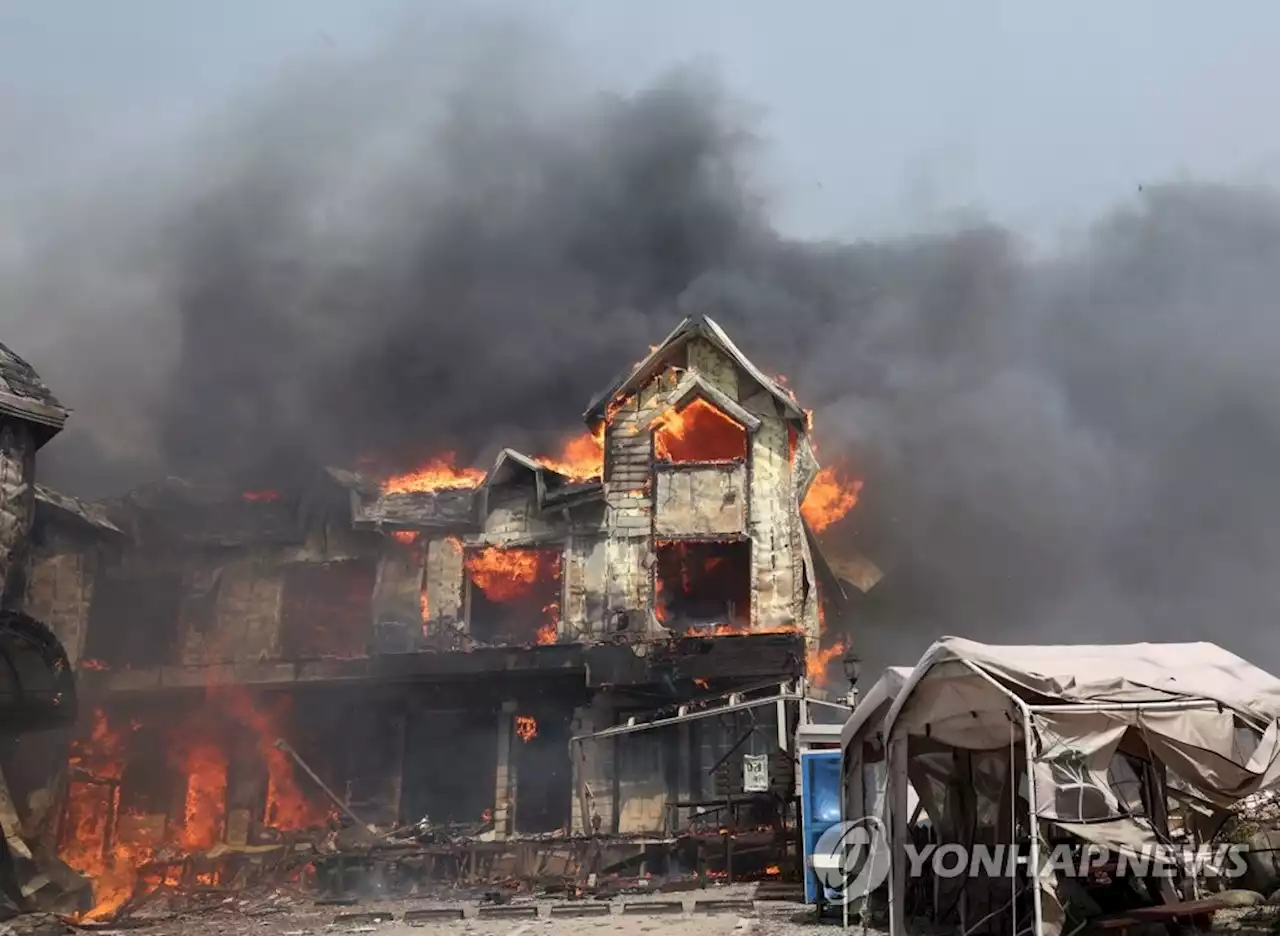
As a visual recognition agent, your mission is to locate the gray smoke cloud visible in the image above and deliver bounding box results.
[6,14,1280,673]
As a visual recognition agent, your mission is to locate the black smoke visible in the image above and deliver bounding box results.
[8,16,1280,671]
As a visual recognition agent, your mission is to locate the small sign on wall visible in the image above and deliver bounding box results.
[743,753,769,793]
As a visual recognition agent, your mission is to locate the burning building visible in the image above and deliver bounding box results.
[22,316,871,916]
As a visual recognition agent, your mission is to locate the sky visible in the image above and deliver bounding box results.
[3,0,1280,246]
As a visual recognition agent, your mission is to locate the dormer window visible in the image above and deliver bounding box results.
[653,398,749,463]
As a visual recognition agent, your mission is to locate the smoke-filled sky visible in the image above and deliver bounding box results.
[5,2,1280,673]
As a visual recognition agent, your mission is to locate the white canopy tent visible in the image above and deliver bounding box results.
[841,666,914,824]
[875,638,1280,936]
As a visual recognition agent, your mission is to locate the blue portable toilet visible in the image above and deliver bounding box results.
[799,749,842,907]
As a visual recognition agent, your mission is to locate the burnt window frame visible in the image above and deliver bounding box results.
[462,542,567,647]
[650,392,752,468]
[650,537,754,632]
[84,570,185,668]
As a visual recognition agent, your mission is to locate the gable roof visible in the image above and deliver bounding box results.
[583,315,806,424]
[0,341,69,446]
[479,448,603,519]
[34,484,123,537]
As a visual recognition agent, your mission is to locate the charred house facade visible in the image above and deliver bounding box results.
[22,317,865,916]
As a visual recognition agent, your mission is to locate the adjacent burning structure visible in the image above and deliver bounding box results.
[23,316,870,916]
[0,342,91,918]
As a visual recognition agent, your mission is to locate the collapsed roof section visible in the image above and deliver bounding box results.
[105,476,307,548]
[0,341,69,447]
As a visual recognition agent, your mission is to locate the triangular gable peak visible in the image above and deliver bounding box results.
[582,315,807,427]
[480,449,550,519]
[478,448,605,525]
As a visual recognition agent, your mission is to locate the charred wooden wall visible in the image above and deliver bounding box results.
[24,544,96,666]
[78,510,384,683]
[0,419,36,605]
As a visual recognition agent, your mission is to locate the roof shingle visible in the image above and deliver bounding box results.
[0,341,69,445]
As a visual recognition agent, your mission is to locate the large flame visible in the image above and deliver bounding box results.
[465,547,546,601]
[61,692,339,922]
[382,454,486,494]
[654,398,748,462]
[217,689,337,832]
[173,740,228,852]
[801,467,862,532]
[381,431,606,494]
[536,427,604,481]
[63,709,134,921]
[465,546,562,644]
[806,641,846,687]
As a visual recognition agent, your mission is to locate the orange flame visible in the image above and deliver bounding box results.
[241,490,280,502]
[62,709,138,921]
[536,427,604,481]
[78,658,109,671]
[514,715,538,742]
[174,741,227,851]
[217,689,337,832]
[466,547,562,643]
[390,530,418,544]
[765,864,782,876]
[382,454,485,494]
[537,602,559,645]
[465,547,546,601]
[801,467,862,532]
[653,398,748,462]
[806,641,846,687]
[62,695,339,923]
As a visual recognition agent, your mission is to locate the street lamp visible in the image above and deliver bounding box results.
[842,649,861,708]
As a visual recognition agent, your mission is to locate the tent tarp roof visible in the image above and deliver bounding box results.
[840,666,913,751]
[888,637,1280,730]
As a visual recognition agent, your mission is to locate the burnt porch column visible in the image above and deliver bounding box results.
[493,700,516,838]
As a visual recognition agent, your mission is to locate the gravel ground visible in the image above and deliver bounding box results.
[39,895,1280,936]
[64,885,883,936]
[42,881,1280,936]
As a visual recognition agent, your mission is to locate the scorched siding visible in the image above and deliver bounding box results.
[85,571,185,667]
[653,464,747,537]
[279,559,378,659]
[24,550,94,665]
